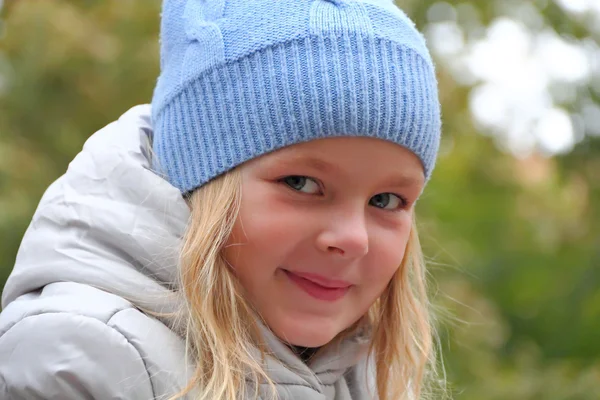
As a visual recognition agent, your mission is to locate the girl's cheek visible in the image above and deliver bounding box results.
[368,228,410,278]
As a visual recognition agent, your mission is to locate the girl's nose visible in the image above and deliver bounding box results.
[315,207,369,259]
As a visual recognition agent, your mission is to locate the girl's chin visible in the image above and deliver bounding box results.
[269,317,343,348]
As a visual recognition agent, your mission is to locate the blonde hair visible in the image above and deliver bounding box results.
[172,168,443,400]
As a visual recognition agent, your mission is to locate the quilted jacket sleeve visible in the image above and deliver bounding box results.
[0,312,155,400]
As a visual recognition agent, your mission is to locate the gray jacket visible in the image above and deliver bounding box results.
[0,106,376,400]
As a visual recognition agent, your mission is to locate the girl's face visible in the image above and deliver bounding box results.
[224,137,425,348]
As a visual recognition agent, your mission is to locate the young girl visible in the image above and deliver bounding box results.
[0,0,442,399]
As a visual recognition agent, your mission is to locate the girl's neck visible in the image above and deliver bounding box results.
[290,345,320,364]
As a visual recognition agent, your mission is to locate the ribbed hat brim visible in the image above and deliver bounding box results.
[153,34,440,193]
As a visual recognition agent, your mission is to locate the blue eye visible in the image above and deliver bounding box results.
[282,176,321,194]
[370,193,405,210]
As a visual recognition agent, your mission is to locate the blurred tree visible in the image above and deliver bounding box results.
[0,0,161,289]
[0,0,598,398]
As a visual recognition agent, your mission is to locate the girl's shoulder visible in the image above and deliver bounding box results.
[0,281,189,400]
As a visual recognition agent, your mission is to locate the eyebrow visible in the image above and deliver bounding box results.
[291,156,336,173]
[269,154,338,174]
[382,175,424,188]
[272,154,424,188]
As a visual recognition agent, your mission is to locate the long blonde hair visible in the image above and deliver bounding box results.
[172,168,442,400]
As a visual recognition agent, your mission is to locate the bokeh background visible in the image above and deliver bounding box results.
[1,1,599,398]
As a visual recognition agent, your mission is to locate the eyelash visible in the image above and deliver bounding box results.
[278,175,409,211]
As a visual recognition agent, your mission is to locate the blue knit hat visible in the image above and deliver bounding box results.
[152,0,441,193]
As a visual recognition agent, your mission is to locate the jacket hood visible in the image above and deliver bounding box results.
[2,105,189,313]
[1,105,371,394]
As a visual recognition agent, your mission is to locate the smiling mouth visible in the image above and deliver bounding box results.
[282,269,352,302]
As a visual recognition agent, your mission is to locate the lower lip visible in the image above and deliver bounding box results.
[283,270,350,302]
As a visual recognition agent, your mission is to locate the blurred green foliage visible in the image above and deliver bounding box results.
[1,0,599,398]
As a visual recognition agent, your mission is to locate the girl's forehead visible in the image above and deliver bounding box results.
[248,137,426,184]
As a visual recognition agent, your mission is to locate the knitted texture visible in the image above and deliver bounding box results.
[152,0,441,193]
